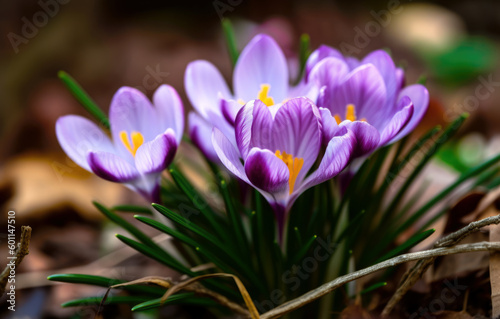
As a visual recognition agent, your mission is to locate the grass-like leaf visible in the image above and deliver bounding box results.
[131,294,216,311]
[62,295,151,307]
[111,205,153,214]
[222,19,239,66]
[375,228,435,264]
[58,71,110,128]
[115,234,194,277]
[47,274,165,295]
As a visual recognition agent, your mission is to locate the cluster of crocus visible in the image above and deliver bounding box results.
[56,34,429,235]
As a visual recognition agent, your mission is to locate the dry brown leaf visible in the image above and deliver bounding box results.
[461,186,500,224]
[0,154,126,221]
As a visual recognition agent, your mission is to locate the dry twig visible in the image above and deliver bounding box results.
[0,226,31,296]
[381,214,500,316]
[259,242,500,319]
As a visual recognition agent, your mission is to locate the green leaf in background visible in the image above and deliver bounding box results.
[222,19,239,67]
[58,71,110,128]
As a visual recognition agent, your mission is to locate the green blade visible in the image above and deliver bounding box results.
[47,274,165,295]
[131,294,216,311]
[94,201,168,257]
[152,203,223,248]
[58,71,110,128]
[375,228,435,264]
[115,234,194,277]
[169,167,229,238]
[111,205,153,214]
[62,296,151,308]
[222,19,239,66]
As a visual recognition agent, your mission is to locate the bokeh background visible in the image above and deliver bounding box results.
[1,0,500,317]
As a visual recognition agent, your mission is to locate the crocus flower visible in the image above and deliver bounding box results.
[212,97,355,238]
[56,85,184,201]
[309,49,429,156]
[185,33,316,162]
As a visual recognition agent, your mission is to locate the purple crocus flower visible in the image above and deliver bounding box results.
[56,85,184,202]
[185,33,316,162]
[308,49,429,156]
[212,97,355,238]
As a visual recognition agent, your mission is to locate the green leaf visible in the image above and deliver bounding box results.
[47,274,165,296]
[289,235,318,266]
[135,215,264,292]
[58,71,110,129]
[349,282,387,298]
[169,167,228,238]
[131,294,216,311]
[111,205,153,215]
[222,19,239,66]
[375,228,435,263]
[152,204,223,248]
[385,116,466,222]
[115,234,194,276]
[219,177,249,257]
[94,202,157,248]
[62,296,151,308]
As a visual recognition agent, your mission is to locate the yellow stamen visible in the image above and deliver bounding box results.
[237,98,245,105]
[275,150,304,194]
[258,84,275,107]
[345,104,357,121]
[334,114,342,125]
[333,104,365,124]
[120,131,144,156]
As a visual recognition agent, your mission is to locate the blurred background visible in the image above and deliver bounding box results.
[1,0,500,317]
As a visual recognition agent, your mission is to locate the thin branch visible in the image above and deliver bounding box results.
[382,214,500,316]
[0,226,31,296]
[259,242,500,319]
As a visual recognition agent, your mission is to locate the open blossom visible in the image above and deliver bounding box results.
[185,33,316,162]
[56,85,184,201]
[212,97,355,237]
[308,48,429,156]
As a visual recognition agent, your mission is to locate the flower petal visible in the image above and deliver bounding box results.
[184,60,232,118]
[189,112,219,163]
[109,87,159,160]
[87,151,140,183]
[235,99,273,159]
[299,129,355,192]
[153,84,184,145]
[309,57,350,109]
[221,99,242,126]
[362,50,397,107]
[305,45,343,80]
[319,107,343,145]
[342,121,381,156]
[271,97,322,185]
[212,127,249,183]
[380,96,414,145]
[244,148,289,194]
[56,115,114,171]
[135,129,178,175]
[233,34,288,103]
[335,64,387,129]
[393,84,429,140]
